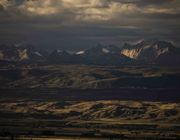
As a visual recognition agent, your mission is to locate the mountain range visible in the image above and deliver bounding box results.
[0,40,180,66]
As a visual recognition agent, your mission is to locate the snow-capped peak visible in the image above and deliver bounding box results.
[33,51,42,57]
[57,50,63,53]
[76,50,85,55]
[102,48,110,53]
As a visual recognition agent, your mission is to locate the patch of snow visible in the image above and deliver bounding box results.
[76,50,85,55]
[34,51,42,57]
[57,50,63,53]
[143,45,151,49]
[102,48,110,53]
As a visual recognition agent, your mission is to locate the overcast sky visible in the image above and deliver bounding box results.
[0,0,180,50]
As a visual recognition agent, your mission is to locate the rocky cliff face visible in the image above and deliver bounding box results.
[17,49,29,60]
[121,48,141,59]
[0,40,179,65]
[121,40,174,62]
[0,44,45,62]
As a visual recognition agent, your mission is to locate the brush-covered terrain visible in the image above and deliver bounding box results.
[0,65,180,139]
[0,100,179,123]
[0,65,180,89]
[0,98,179,139]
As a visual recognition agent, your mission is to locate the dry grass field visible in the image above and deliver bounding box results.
[0,65,179,139]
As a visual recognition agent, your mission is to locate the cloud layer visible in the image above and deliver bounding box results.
[0,0,180,49]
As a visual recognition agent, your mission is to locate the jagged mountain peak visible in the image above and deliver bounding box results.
[123,39,174,49]
[121,39,176,62]
[51,49,70,56]
[138,39,174,49]
[80,44,121,56]
[0,40,179,65]
[0,44,44,62]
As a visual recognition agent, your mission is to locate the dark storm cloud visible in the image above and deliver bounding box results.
[114,0,174,6]
[137,0,174,6]
[0,0,180,49]
[0,5,4,11]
